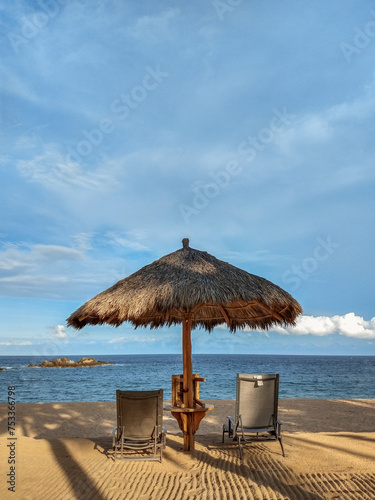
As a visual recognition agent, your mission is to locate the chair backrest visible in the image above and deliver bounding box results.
[235,374,279,429]
[116,389,163,438]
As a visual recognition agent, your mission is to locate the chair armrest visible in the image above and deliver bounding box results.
[111,427,118,436]
[276,419,282,435]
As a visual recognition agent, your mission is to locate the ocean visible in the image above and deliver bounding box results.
[0,354,374,403]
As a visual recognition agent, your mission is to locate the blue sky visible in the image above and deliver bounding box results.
[1,0,375,357]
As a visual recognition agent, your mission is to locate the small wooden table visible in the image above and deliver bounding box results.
[165,405,214,451]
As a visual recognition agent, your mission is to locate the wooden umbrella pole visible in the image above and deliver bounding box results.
[182,315,194,450]
[182,315,193,408]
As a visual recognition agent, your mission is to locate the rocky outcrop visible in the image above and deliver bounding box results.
[0,367,3,371]
[28,357,115,368]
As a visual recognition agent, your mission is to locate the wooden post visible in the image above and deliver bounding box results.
[182,315,193,408]
[182,315,194,450]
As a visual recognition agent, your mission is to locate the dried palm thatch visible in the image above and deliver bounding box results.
[67,238,302,332]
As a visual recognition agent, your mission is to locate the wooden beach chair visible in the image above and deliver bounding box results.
[222,374,284,459]
[112,389,166,462]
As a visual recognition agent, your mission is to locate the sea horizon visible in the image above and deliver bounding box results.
[1,354,374,403]
[2,352,374,358]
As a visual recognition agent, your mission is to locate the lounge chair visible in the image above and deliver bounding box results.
[112,389,166,462]
[222,374,284,459]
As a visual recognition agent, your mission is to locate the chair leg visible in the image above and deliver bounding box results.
[278,436,285,457]
[238,437,243,460]
[120,433,124,459]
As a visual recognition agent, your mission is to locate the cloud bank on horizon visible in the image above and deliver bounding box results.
[1,0,375,355]
[273,313,375,339]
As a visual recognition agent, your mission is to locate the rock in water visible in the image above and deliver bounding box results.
[28,357,115,368]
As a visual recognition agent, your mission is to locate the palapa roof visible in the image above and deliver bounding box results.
[67,238,302,332]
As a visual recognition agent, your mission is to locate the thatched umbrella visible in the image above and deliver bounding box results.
[67,238,302,450]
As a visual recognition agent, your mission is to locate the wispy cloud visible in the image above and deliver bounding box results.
[105,232,148,251]
[16,145,120,191]
[221,249,290,266]
[0,237,146,299]
[125,8,179,42]
[108,333,158,344]
[280,75,375,153]
[0,243,84,275]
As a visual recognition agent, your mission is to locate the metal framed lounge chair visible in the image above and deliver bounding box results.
[222,374,284,459]
[112,389,166,462]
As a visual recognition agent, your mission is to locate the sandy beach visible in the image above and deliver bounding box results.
[1,398,375,499]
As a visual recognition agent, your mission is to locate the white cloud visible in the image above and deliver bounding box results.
[0,341,32,346]
[327,82,375,122]
[296,115,332,142]
[273,313,375,339]
[53,325,68,339]
[108,337,126,344]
